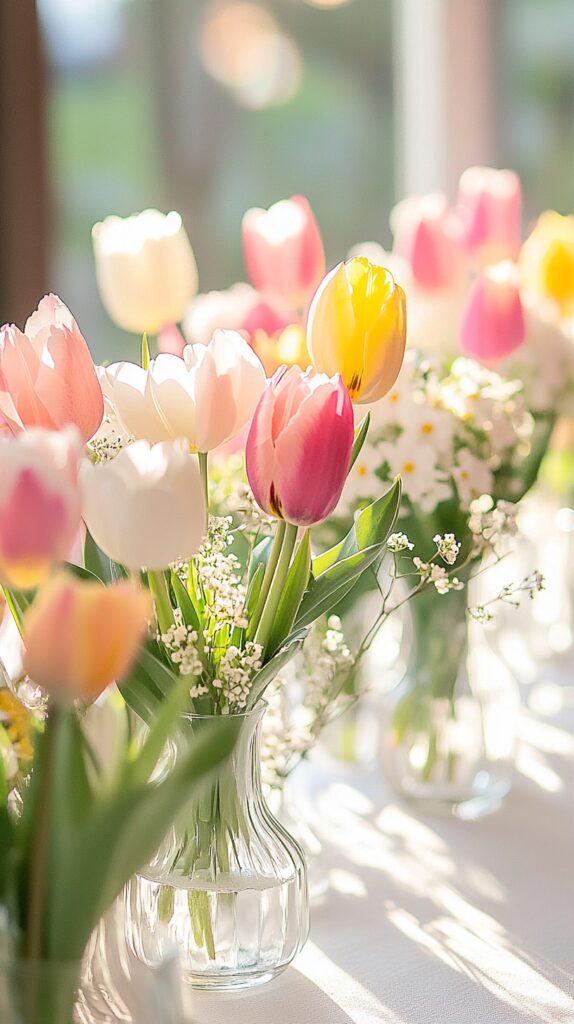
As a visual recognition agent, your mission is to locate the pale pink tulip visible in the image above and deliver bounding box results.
[458,167,522,263]
[0,295,104,443]
[246,366,354,526]
[242,196,325,309]
[23,573,152,702]
[0,428,82,589]
[459,262,525,361]
[158,323,186,357]
[104,330,267,452]
[391,193,465,289]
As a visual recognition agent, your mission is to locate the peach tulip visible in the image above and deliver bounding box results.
[103,330,266,452]
[242,196,325,309]
[459,262,525,361]
[22,573,152,702]
[80,439,206,571]
[92,209,198,334]
[391,193,465,289]
[246,365,354,526]
[457,167,522,263]
[0,295,104,443]
[0,428,82,590]
[307,257,406,403]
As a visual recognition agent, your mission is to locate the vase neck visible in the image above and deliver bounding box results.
[186,707,265,806]
[407,584,469,698]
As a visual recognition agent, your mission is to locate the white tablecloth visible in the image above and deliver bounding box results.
[190,668,574,1024]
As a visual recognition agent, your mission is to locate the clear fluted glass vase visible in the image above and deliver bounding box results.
[379,585,519,820]
[126,704,309,990]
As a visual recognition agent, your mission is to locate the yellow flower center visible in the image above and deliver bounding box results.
[356,464,368,477]
[420,422,434,434]
[403,461,415,474]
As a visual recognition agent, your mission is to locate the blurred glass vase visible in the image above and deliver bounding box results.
[126,704,309,990]
[379,585,519,820]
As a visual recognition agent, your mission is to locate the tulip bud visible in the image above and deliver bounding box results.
[22,573,152,702]
[80,439,206,571]
[307,257,406,403]
[520,211,574,319]
[92,210,198,334]
[0,428,82,589]
[251,324,310,376]
[459,262,525,361]
[103,330,266,452]
[0,295,104,443]
[458,166,522,263]
[246,366,354,526]
[242,195,325,309]
[391,192,465,289]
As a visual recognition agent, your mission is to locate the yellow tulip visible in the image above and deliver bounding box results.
[22,574,152,703]
[520,211,574,318]
[306,257,406,403]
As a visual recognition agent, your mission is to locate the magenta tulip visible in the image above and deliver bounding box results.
[242,196,325,310]
[246,366,354,526]
[458,166,522,263]
[459,262,526,361]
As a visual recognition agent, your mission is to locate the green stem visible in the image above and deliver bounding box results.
[248,520,286,638]
[198,451,209,515]
[254,522,298,652]
[26,703,59,962]
[148,570,174,634]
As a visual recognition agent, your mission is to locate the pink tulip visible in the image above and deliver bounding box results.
[392,193,464,289]
[0,428,82,590]
[242,196,325,309]
[457,167,522,263]
[158,323,186,357]
[240,297,294,340]
[246,366,354,526]
[459,262,525,361]
[0,295,104,443]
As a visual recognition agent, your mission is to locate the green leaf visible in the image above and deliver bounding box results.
[249,536,273,582]
[313,477,401,575]
[124,672,193,787]
[245,561,265,621]
[83,530,114,583]
[348,412,371,472]
[266,532,311,656]
[141,332,150,370]
[170,570,201,632]
[246,628,308,709]
[63,563,106,585]
[295,544,387,629]
[120,647,177,724]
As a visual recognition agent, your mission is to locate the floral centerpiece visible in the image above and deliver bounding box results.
[29,246,412,987]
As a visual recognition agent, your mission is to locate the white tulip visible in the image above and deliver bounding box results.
[80,439,206,571]
[92,209,198,334]
[101,329,266,452]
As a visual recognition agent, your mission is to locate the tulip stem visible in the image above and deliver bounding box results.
[254,522,298,654]
[26,701,59,962]
[149,570,174,634]
[248,520,286,638]
[198,451,209,515]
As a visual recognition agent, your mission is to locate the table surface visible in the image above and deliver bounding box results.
[189,659,574,1024]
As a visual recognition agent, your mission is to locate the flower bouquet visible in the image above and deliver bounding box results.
[14,245,411,988]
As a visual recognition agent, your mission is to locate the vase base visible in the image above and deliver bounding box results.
[184,963,288,991]
[396,777,512,821]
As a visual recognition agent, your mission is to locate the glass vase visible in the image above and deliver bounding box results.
[0,905,182,1024]
[125,704,309,990]
[379,584,519,820]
